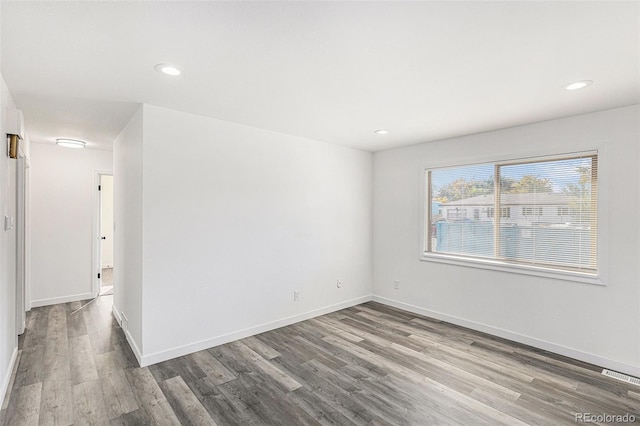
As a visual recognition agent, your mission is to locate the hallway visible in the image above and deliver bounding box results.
[0,295,137,424]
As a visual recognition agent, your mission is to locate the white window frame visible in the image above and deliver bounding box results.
[419,149,607,286]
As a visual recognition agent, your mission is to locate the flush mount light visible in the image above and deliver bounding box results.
[563,80,593,91]
[154,63,181,76]
[56,138,86,149]
[374,129,389,135]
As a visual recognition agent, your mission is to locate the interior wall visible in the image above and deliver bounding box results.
[112,106,144,358]
[0,74,18,406]
[139,104,373,364]
[30,143,112,306]
[100,175,114,268]
[373,105,640,375]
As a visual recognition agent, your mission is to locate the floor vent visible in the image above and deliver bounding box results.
[602,369,640,386]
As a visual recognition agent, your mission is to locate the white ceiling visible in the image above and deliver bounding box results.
[1,1,638,152]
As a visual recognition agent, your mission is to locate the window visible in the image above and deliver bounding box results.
[523,207,543,216]
[425,152,598,276]
[447,208,467,220]
[486,207,510,218]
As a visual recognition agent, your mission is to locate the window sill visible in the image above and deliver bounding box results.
[419,252,604,286]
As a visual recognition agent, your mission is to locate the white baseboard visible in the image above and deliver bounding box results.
[140,295,373,367]
[373,296,640,378]
[0,347,18,409]
[112,305,143,367]
[112,304,122,324]
[31,292,93,308]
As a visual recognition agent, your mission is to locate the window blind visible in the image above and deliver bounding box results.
[427,152,597,275]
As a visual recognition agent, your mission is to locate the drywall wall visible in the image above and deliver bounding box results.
[112,106,144,358]
[100,175,114,268]
[0,75,30,403]
[138,104,372,364]
[30,143,112,306]
[0,74,18,408]
[373,105,640,375]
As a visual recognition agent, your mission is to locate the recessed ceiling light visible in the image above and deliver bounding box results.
[374,129,389,135]
[154,63,181,76]
[563,80,593,91]
[56,138,86,149]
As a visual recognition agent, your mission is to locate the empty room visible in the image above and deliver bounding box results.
[0,1,639,425]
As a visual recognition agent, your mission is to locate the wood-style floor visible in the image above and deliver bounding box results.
[1,296,639,426]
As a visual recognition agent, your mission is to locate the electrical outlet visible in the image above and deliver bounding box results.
[393,280,400,290]
[293,290,300,302]
[337,279,342,288]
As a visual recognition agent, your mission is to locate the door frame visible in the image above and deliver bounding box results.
[15,153,29,335]
[93,170,113,298]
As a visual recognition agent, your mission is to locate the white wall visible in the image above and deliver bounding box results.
[113,106,144,356]
[100,175,114,268]
[126,104,372,364]
[30,143,112,306]
[373,105,640,376]
[0,74,19,407]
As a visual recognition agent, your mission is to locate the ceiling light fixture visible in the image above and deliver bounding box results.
[154,63,181,76]
[56,138,86,149]
[563,80,593,91]
[374,129,389,135]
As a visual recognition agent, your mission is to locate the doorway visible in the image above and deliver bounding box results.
[96,174,114,296]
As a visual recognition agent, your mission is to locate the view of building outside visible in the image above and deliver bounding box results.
[429,155,596,271]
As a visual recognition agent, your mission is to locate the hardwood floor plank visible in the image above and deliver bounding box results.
[100,369,139,419]
[83,304,115,354]
[227,341,302,392]
[206,345,254,376]
[125,367,182,425]
[160,376,217,425]
[151,356,208,384]
[4,295,639,426]
[110,331,140,370]
[240,335,281,360]
[38,305,74,426]
[281,385,359,426]
[258,328,349,372]
[13,308,49,388]
[186,350,236,385]
[218,374,317,426]
[406,333,535,384]
[307,317,364,343]
[66,302,88,338]
[72,379,109,425]
[389,341,521,401]
[69,334,99,385]
[188,375,262,425]
[323,334,530,426]
[39,373,73,426]
[108,408,149,425]
[2,382,42,426]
